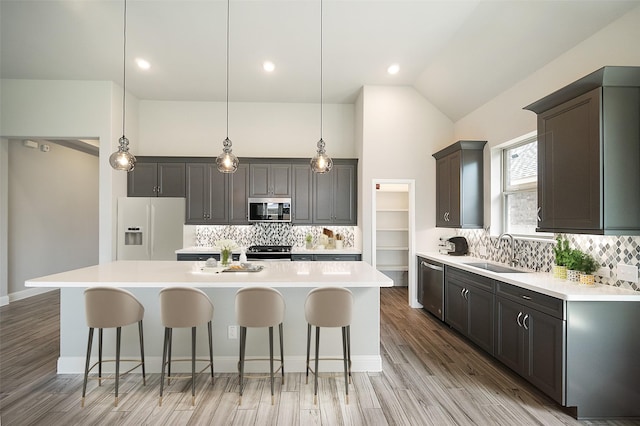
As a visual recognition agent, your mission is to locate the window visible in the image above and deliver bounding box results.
[502,138,538,236]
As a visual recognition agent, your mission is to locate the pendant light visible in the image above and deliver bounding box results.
[310,0,333,174]
[216,0,239,173]
[109,0,136,172]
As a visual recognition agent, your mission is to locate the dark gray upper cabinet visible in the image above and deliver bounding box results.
[127,157,185,197]
[292,163,313,224]
[229,163,250,224]
[432,141,486,228]
[249,162,291,197]
[525,66,640,235]
[312,160,358,225]
[185,163,228,224]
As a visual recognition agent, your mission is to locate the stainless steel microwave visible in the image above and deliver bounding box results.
[248,198,292,222]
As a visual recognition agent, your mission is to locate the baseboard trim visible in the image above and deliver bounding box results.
[57,355,382,374]
[6,287,56,304]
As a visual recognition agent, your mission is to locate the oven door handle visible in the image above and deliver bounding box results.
[421,261,443,272]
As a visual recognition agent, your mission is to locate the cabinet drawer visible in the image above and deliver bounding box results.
[446,266,495,293]
[177,253,219,261]
[314,254,361,261]
[291,254,313,261]
[497,282,565,320]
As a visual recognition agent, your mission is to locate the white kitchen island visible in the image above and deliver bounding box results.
[27,260,393,374]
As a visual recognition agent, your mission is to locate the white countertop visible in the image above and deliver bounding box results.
[26,260,392,289]
[417,252,640,302]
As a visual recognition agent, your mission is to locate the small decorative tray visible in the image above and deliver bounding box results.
[222,264,264,273]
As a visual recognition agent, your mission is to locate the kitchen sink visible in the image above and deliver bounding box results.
[463,262,526,273]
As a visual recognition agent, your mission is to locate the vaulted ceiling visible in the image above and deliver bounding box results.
[2,0,638,121]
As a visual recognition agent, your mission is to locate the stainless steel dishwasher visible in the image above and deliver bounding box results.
[417,257,445,320]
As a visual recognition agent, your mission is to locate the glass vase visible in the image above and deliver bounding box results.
[221,249,231,266]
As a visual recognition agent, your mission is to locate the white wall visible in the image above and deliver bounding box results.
[8,141,99,298]
[358,85,454,264]
[453,5,640,229]
[138,101,356,158]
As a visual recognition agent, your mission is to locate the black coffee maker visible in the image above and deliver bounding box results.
[446,236,469,256]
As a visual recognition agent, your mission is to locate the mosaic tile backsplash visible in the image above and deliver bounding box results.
[194,223,356,250]
[456,229,640,292]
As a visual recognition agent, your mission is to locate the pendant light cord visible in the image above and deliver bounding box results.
[122,0,127,138]
[320,0,323,140]
[226,0,230,140]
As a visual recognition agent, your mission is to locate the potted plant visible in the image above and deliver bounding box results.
[552,236,570,279]
[566,249,584,282]
[579,254,598,285]
[305,234,313,250]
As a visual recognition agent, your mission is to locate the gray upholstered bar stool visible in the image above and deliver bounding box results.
[235,286,285,405]
[82,286,146,408]
[305,286,353,404]
[159,287,214,406]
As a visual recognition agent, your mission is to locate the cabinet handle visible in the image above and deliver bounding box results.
[523,314,530,330]
[536,207,542,222]
[517,311,523,327]
[460,288,465,298]
[465,289,469,300]
[421,262,444,272]
[521,295,531,301]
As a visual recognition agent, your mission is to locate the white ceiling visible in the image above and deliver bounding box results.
[2,0,639,121]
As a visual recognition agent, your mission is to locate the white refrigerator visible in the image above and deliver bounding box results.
[117,197,185,260]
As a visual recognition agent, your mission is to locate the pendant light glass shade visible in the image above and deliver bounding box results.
[311,0,332,174]
[217,0,238,173]
[216,137,238,173]
[110,0,136,172]
[109,136,136,171]
[310,138,333,173]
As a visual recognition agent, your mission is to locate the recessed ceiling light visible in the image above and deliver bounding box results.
[387,64,400,75]
[136,58,151,70]
[263,61,275,72]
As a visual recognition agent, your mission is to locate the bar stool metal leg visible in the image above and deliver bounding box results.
[208,321,214,384]
[342,326,349,404]
[306,324,311,384]
[314,326,320,405]
[239,325,246,405]
[279,322,284,385]
[167,328,173,386]
[114,326,121,407]
[81,327,94,407]
[98,328,103,386]
[347,325,352,384]
[269,326,274,405]
[191,326,196,406]
[159,327,170,406]
[138,320,146,385]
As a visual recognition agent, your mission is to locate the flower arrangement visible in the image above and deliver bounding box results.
[215,239,238,266]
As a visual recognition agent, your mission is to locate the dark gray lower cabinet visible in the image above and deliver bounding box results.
[495,295,565,404]
[444,267,495,355]
[177,253,239,261]
[291,254,361,261]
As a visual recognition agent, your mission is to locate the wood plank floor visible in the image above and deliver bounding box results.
[1,288,637,425]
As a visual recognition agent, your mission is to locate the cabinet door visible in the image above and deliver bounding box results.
[538,88,601,232]
[229,163,249,224]
[271,164,291,197]
[185,163,208,224]
[333,163,357,224]
[127,162,158,197]
[313,172,334,223]
[314,254,361,261]
[208,165,229,224]
[526,309,565,404]
[447,152,461,227]
[249,163,270,197]
[445,279,467,334]
[292,164,313,224]
[157,163,185,197]
[495,296,526,374]
[467,286,495,355]
[436,157,450,227]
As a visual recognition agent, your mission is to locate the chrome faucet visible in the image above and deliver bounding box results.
[497,233,518,267]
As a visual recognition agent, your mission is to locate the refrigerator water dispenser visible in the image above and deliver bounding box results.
[125,228,143,245]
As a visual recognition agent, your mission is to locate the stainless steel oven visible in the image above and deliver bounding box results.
[246,245,292,261]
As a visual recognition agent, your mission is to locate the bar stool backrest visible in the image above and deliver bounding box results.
[235,287,285,327]
[84,287,144,328]
[159,287,214,328]
[305,287,353,328]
